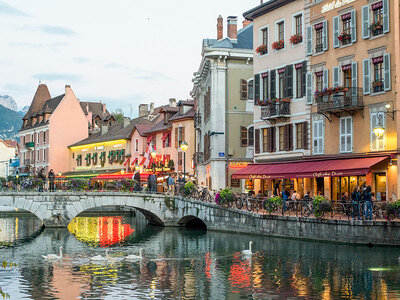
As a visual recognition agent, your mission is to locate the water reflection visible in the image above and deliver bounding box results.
[0,213,399,299]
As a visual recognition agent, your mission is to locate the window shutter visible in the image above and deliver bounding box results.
[306,72,313,104]
[284,125,289,151]
[175,128,178,148]
[362,59,371,95]
[384,53,391,91]
[255,129,260,154]
[271,127,276,152]
[362,5,370,39]
[383,0,389,33]
[267,128,271,152]
[302,122,308,149]
[351,9,356,43]
[306,25,312,56]
[333,66,339,87]
[240,79,248,100]
[323,69,329,89]
[370,113,377,151]
[289,124,293,151]
[322,20,328,51]
[182,127,185,143]
[351,62,358,100]
[240,126,247,147]
[333,16,340,48]
[285,64,293,98]
[302,61,307,96]
[254,74,260,103]
[270,70,276,99]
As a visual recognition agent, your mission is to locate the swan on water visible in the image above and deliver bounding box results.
[125,248,144,260]
[42,246,63,260]
[242,241,253,256]
[90,248,110,261]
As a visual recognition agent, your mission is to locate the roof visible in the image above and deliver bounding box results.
[135,124,154,136]
[153,105,178,115]
[208,23,253,50]
[144,120,172,134]
[169,107,195,122]
[25,84,51,119]
[0,140,18,148]
[177,100,195,106]
[80,101,111,119]
[243,0,296,21]
[39,94,64,114]
[69,116,146,147]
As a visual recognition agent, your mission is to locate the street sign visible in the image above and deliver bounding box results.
[219,152,225,157]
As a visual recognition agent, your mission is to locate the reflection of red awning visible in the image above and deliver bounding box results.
[232,156,388,179]
[161,132,169,141]
[131,158,138,165]
[147,135,153,143]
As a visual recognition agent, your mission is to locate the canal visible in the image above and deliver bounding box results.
[0,212,400,299]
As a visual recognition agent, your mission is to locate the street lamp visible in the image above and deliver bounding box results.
[180,141,188,183]
[135,163,140,172]
[151,149,157,159]
[374,124,385,139]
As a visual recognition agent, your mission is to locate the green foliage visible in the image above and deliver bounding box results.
[66,179,89,191]
[21,177,43,190]
[116,179,134,192]
[113,108,124,123]
[385,200,400,220]
[183,182,195,196]
[219,188,234,204]
[313,196,331,218]
[263,196,282,212]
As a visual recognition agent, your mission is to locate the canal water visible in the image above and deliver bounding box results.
[0,212,400,299]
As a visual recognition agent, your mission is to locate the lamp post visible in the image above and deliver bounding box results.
[151,150,157,172]
[180,141,188,183]
[135,163,140,172]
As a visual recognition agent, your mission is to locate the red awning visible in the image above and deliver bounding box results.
[161,132,169,141]
[232,156,388,179]
[92,172,150,181]
[131,158,138,165]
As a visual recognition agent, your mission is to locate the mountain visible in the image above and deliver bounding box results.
[0,104,22,140]
[0,95,17,111]
[19,105,29,115]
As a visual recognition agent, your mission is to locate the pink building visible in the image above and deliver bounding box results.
[19,84,89,175]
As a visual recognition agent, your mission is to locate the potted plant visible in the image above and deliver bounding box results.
[183,182,195,197]
[312,195,331,218]
[338,33,351,43]
[289,34,302,45]
[255,45,268,55]
[263,196,282,213]
[219,188,235,206]
[369,21,382,31]
[372,80,383,87]
[272,40,285,50]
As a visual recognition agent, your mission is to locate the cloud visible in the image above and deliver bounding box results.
[1,83,31,94]
[32,73,81,82]
[0,2,27,16]
[104,62,172,81]
[9,41,68,48]
[73,57,91,64]
[39,25,75,36]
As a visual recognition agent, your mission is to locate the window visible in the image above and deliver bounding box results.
[315,72,323,92]
[248,80,254,100]
[371,112,385,151]
[135,139,139,152]
[372,5,383,36]
[277,21,284,41]
[248,127,254,146]
[261,27,268,45]
[262,128,268,152]
[37,150,39,162]
[262,75,268,100]
[341,14,352,45]
[178,151,182,166]
[43,131,46,144]
[313,119,324,154]
[279,126,285,151]
[178,127,184,147]
[241,79,248,100]
[315,25,323,53]
[37,133,39,145]
[340,116,352,153]
[296,123,303,149]
[43,149,45,161]
[164,134,170,148]
[204,87,211,123]
[373,57,384,92]
[241,126,248,147]
[278,69,285,98]
[296,66,303,98]
[295,15,302,35]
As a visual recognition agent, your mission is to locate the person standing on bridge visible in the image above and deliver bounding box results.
[133,171,141,192]
[38,168,46,192]
[48,169,55,192]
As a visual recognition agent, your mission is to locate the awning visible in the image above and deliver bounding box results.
[92,171,151,181]
[161,132,169,141]
[131,158,138,165]
[232,156,388,179]
[58,168,121,179]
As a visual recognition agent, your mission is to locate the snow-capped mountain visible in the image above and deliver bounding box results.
[0,95,18,111]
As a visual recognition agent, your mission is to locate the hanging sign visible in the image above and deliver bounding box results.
[321,0,356,13]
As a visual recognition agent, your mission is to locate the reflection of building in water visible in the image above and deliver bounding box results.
[0,216,42,243]
[68,216,134,247]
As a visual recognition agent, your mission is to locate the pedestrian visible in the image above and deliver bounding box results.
[148,172,157,193]
[273,181,280,196]
[351,186,362,220]
[151,173,157,193]
[38,168,45,192]
[178,175,185,195]
[281,188,289,212]
[48,169,55,192]
[304,191,312,201]
[168,174,175,195]
[133,171,141,192]
[364,185,373,220]
[341,192,350,215]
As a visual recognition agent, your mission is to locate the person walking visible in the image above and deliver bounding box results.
[351,186,362,220]
[364,185,373,220]
[281,188,289,212]
[38,168,46,192]
[148,172,157,193]
[273,181,280,196]
[133,171,141,192]
[177,175,185,195]
[48,169,55,192]
[168,174,175,195]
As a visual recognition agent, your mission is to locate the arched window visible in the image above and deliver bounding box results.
[248,80,254,100]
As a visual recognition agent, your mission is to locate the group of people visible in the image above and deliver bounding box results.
[342,184,375,220]
[131,172,186,194]
[37,168,56,192]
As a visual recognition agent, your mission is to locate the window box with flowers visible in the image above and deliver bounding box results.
[256,45,268,55]
[372,80,383,92]
[338,33,351,45]
[289,34,302,45]
[370,21,383,36]
[272,40,284,50]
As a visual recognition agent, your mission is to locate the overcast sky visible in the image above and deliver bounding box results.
[0,0,259,116]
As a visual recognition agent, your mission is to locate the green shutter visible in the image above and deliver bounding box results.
[285,65,293,98]
[323,69,329,89]
[322,20,328,51]
[384,54,391,91]
[306,26,312,55]
[363,59,371,95]
[306,72,313,104]
[270,70,276,99]
[362,5,370,39]
[333,16,339,48]
[254,74,260,103]
[351,10,356,43]
[383,0,389,33]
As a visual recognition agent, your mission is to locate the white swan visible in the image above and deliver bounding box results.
[42,246,63,260]
[90,249,110,261]
[125,248,144,260]
[242,241,253,256]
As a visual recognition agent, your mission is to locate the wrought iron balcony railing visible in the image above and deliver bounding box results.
[316,87,363,113]
[260,101,291,120]
[25,142,34,149]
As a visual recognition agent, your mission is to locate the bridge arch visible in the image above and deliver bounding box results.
[178,215,207,230]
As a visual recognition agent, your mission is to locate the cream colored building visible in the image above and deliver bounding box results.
[0,140,18,178]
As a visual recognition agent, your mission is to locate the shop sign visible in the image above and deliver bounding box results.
[144,167,172,172]
[229,162,249,169]
[321,0,356,13]
[231,178,240,187]
[313,171,344,177]
[113,144,123,148]
[95,145,104,150]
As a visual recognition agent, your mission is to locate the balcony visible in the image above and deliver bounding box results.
[260,101,291,120]
[193,152,204,165]
[194,112,201,128]
[25,142,34,149]
[316,87,363,114]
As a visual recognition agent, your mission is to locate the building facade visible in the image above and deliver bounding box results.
[0,140,18,178]
[192,16,254,191]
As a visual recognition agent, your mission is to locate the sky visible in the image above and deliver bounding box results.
[0,0,259,117]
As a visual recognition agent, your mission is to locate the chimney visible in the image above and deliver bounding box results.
[243,20,251,28]
[149,102,155,115]
[101,125,108,134]
[169,98,177,108]
[227,16,238,40]
[123,117,131,128]
[65,84,72,93]
[260,0,263,4]
[138,104,149,117]
[102,103,106,114]
[217,15,223,40]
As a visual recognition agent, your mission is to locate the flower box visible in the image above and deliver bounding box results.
[255,45,268,55]
[272,40,284,50]
[369,22,382,30]
[338,33,351,42]
[289,34,302,45]
[372,80,383,87]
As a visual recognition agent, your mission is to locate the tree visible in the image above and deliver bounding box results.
[113,108,124,123]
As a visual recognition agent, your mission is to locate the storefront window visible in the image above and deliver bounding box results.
[331,176,367,200]
[375,173,386,201]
